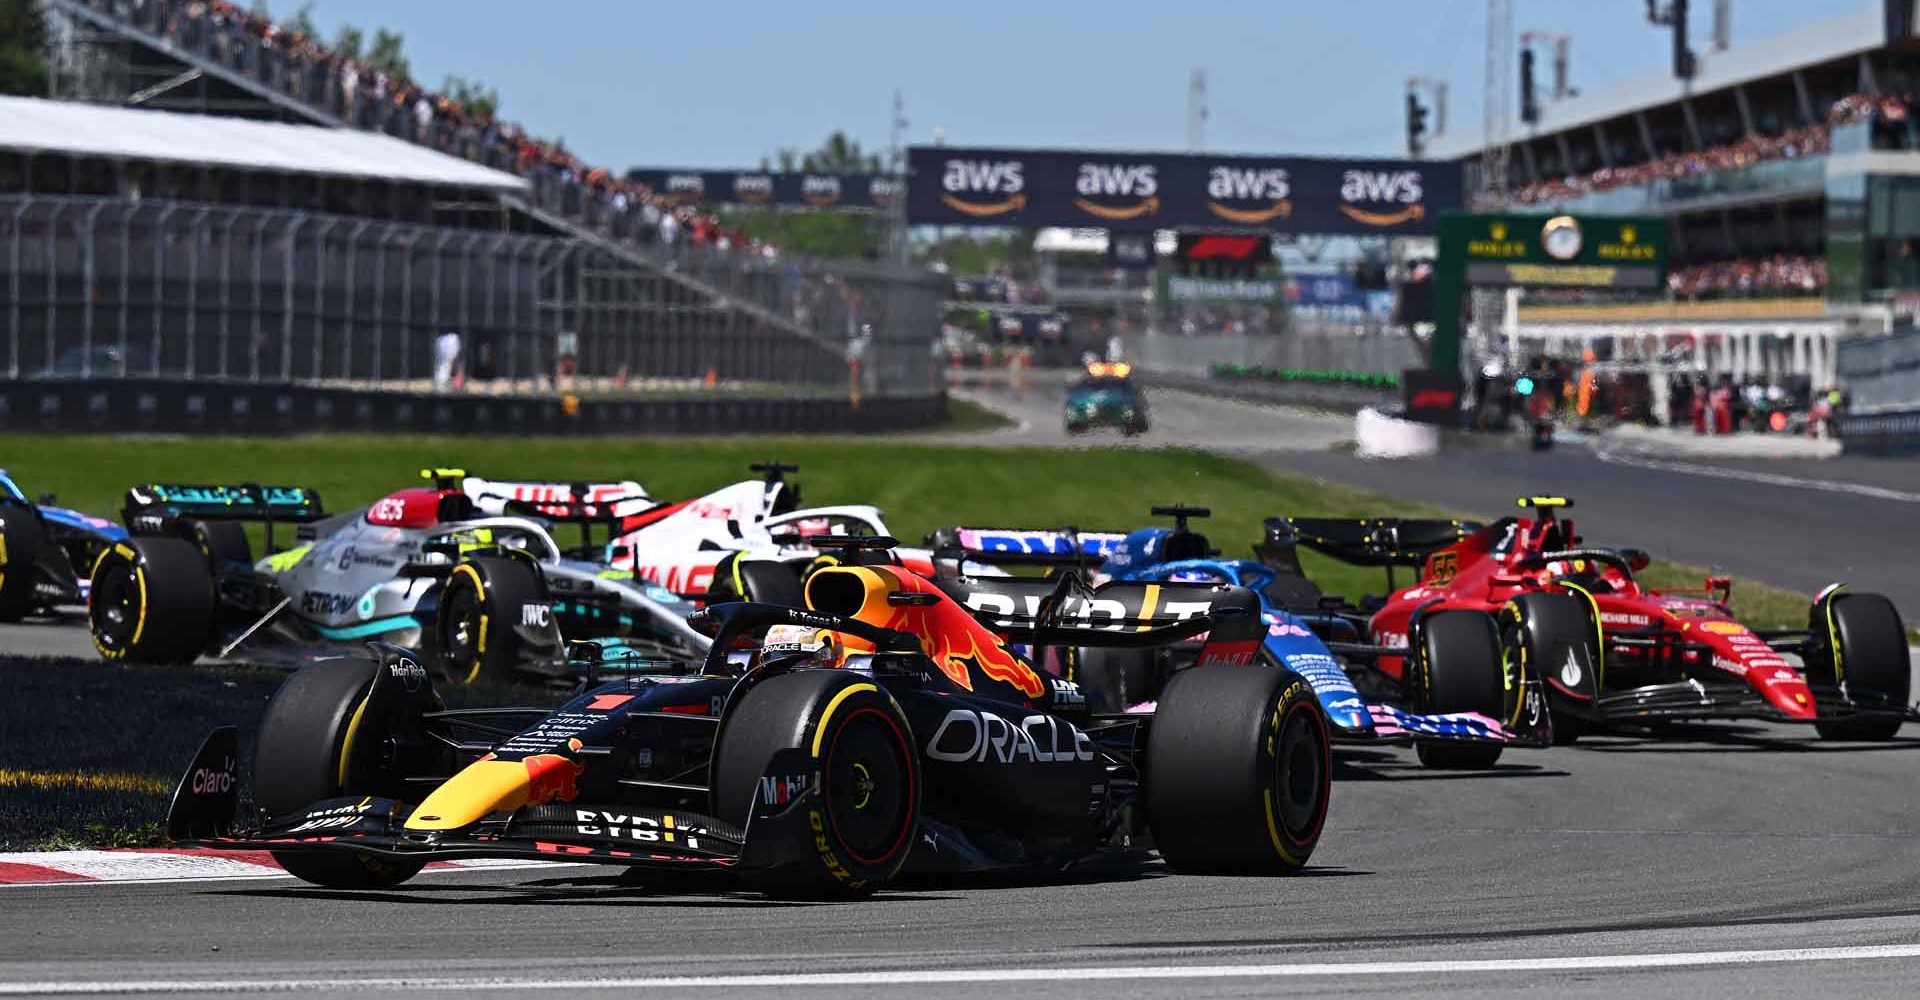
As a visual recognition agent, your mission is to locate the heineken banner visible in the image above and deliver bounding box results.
[626,169,905,210]
[906,146,1463,235]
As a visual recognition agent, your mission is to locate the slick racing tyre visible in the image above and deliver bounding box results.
[1148,664,1330,874]
[0,504,48,622]
[434,553,562,687]
[712,670,918,899]
[187,519,252,575]
[1078,647,1160,713]
[706,554,806,608]
[1807,590,1910,741]
[88,536,216,664]
[1410,610,1509,769]
[253,658,424,889]
[1502,591,1600,745]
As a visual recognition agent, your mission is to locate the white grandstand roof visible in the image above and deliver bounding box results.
[0,96,527,191]
[1432,7,1885,160]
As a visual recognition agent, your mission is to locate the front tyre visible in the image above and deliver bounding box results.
[1808,590,1909,741]
[88,536,216,664]
[1501,591,1600,745]
[1411,610,1509,769]
[253,658,424,888]
[1148,664,1330,874]
[434,553,562,686]
[711,671,918,898]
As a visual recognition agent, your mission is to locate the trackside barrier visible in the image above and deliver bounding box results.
[0,379,948,436]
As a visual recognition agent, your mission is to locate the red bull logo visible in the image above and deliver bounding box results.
[810,567,1047,699]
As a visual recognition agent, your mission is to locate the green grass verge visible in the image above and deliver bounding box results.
[2,433,1816,626]
[935,396,1018,433]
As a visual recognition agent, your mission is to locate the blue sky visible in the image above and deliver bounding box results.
[284,0,1869,171]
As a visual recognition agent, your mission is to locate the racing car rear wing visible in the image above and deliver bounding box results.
[924,526,1129,570]
[938,573,1261,651]
[122,483,326,525]
[1263,516,1481,569]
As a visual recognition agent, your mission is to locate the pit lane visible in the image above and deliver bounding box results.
[5,386,1920,999]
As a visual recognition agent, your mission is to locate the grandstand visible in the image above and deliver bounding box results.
[8,0,943,407]
[1434,6,1920,413]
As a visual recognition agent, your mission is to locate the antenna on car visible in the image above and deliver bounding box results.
[1151,504,1211,535]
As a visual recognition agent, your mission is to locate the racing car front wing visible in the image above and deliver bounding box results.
[1588,680,1920,726]
[165,728,820,877]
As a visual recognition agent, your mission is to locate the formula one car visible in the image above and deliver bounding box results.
[87,472,707,681]
[0,470,126,621]
[556,462,933,605]
[1290,496,1916,742]
[1065,362,1149,436]
[929,506,1551,768]
[163,563,1331,897]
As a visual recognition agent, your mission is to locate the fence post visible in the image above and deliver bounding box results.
[282,214,308,383]
[7,199,26,379]
[43,202,62,380]
[80,202,106,378]
[249,213,272,382]
[214,210,236,380]
[372,225,399,385]
[118,203,134,376]
[343,220,371,384]
[150,204,177,377]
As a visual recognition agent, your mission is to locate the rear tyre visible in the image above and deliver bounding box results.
[1808,591,1909,741]
[433,554,561,687]
[1411,610,1508,769]
[706,555,806,608]
[0,505,48,622]
[187,520,253,575]
[1078,647,1160,713]
[1501,592,1600,745]
[87,536,216,664]
[253,658,424,889]
[711,671,918,898]
[1148,664,1330,874]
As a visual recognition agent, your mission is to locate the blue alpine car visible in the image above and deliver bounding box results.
[933,507,1550,768]
[0,470,127,620]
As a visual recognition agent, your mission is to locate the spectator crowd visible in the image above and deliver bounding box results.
[1509,91,1917,207]
[1666,254,1828,298]
[73,0,768,256]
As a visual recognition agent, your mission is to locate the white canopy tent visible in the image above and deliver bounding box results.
[0,95,526,191]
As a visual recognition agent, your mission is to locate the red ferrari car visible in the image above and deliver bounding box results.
[1272,497,1914,742]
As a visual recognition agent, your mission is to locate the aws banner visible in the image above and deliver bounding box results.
[625,169,905,210]
[905,146,1462,235]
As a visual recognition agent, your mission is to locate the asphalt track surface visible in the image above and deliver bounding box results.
[8,385,1920,998]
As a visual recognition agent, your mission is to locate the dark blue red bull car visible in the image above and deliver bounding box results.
[163,555,1334,897]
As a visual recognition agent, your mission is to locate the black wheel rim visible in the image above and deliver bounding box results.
[824,707,912,866]
[90,562,140,650]
[1273,701,1325,840]
[439,584,483,684]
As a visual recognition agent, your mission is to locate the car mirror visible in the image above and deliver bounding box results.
[1622,548,1651,572]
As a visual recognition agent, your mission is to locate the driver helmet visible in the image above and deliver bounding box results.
[759,624,844,668]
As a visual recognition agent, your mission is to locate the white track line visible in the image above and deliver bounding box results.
[1594,450,1920,504]
[11,943,1920,994]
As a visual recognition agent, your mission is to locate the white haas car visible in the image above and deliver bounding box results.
[471,463,938,605]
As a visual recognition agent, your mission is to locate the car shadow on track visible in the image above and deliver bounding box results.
[1570,724,1920,754]
[215,878,961,908]
[1332,748,1571,781]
